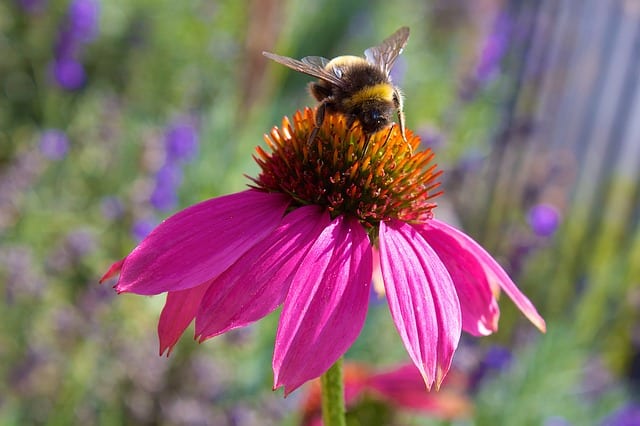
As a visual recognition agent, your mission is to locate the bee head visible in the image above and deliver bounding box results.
[359,102,395,134]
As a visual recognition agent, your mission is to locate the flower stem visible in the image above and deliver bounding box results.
[320,357,346,426]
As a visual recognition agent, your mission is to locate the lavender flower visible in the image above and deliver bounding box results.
[50,0,100,91]
[527,203,561,237]
[164,119,199,162]
[470,344,513,391]
[131,218,157,242]
[148,118,198,212]
[39,129,69,160]
[150,163,183,211]
[601,403,640,426]
[51,58,86,91]
[67,0,100,42]
[475,11,512,83]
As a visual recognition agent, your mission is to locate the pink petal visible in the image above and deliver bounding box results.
[416,223,500,336]
[158,282,210,356]
[99,258,125,283]
[194,206,330,340]
[367,364,472,418]
[378,220,461,389]
[115,190,290,295]
[273,215,372,395]
[425,219,546,333]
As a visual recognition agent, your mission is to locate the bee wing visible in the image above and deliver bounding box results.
[364,26,410,77]
[262,52,345,87]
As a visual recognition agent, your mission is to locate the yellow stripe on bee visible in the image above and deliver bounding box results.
[326,55,365,69]
[344,83,394,107]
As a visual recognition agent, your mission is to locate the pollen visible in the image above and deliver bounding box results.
[251,108,442,227]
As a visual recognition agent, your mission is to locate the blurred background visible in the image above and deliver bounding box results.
[1,0,639,424]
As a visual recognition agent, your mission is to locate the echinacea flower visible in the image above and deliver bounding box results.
[101,108,545,395]
[301,362,471,426]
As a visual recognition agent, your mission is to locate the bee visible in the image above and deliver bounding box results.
[263,27,410,147]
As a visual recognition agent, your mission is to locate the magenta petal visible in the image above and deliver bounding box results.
[158,282,210,356]
[367,364,441,412]
[425,219,546,333]
[273,215,372,395]
[195,206,330,340]
[378,220,461,389]
[416,223,500,336]
[115,190,289,295]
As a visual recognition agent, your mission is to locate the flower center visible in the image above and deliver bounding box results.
[251,108,442,228]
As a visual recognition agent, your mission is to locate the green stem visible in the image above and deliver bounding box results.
[320,357,346,426]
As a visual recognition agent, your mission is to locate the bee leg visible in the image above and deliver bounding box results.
[393,87,412,156]
[378,123,394,152]
[362,134,372,155]
[345,115,357,131]
[397,108,412,156]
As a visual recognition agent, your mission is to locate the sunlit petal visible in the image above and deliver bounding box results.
[426,219,546,333]
[158,282,210,356]
[379,220,461,389]
[273,216,372,395]
[115,190,289,295]
[195,206,330,340]
[416,222,500,336]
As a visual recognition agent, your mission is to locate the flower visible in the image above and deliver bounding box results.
[49,0,99,91]
[51,57,86,91]
[164,119,199,162]
[474,11,512,84]
[39,129,69,160]
[527,203,561,237]
[102,108,545,395]
[150,163,182,211]
[148,118,199,212]
[601,402,640,426]
[301,362,472,426]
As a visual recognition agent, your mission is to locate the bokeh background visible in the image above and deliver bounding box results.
[2,0,639,424]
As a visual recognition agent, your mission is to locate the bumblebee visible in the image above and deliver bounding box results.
[263,27,410,144]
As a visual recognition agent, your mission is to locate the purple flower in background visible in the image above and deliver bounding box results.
[150,183,178,212]
[39,129,69,160]
[164,119,199,162]
[601,402,640,426]
[470,344,512,390]
[527,203,561,237]
[131,218,158,242]
[67,0,100,42]
[50,0,100,91]
[51,58,86,90]
[154,162,183,189]
[147,119,199,212]
[150,161,183,211]
[54,28,82,59]
[475,12,512,83]
[482,345,512,370]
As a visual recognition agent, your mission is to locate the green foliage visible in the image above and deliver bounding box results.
[0,0,635,424]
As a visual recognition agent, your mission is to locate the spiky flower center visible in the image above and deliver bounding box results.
[251,108,442,229]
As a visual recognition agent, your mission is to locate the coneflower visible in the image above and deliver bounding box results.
[102,107,545,395]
